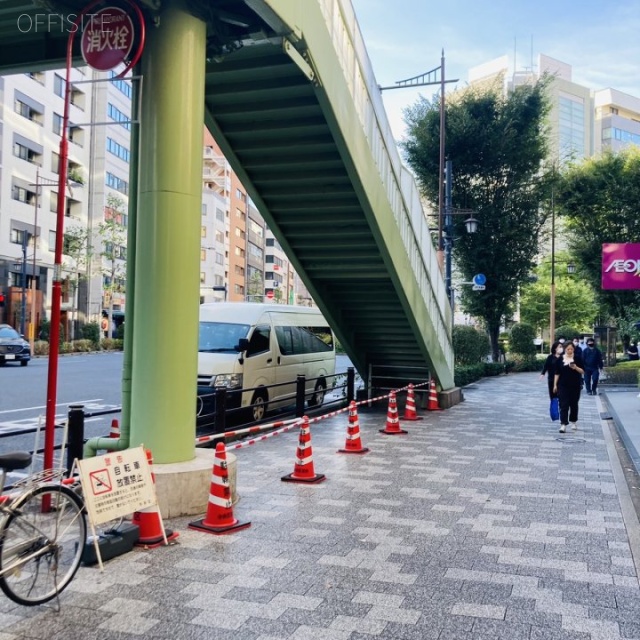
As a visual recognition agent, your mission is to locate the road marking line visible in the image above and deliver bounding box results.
[0,399,103,415]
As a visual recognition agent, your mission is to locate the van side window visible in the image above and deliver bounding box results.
[246,325,271,357]
[275,326,293,355]
[303,326,334,352]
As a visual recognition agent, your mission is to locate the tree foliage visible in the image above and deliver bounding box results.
[519,252,599,333]
[402,75,553,359]
[508,322,537,356]
[452,325,490,365]
[556,148,640,323]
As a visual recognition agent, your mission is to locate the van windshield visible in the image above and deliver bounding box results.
[198,322,250,353]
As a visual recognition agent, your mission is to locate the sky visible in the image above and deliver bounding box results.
[350,0,640,140]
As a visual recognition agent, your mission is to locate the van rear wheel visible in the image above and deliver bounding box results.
[250,390,268,422]
[308,381,326,408]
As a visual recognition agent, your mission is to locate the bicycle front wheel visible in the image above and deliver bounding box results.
[0,485,86,606]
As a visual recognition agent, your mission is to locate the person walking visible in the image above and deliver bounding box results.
[628,340,639,361]
[553,342,584,433]
[540,341,564,400]
[582,338,605,395]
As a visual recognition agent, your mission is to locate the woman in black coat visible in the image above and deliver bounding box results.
[540,341,564,400]
[553,342,585,433]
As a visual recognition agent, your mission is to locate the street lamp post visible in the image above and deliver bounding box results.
[443,160,478,310]
[28,170,60,352]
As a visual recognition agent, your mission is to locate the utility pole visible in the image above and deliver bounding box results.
[379,51,458,275]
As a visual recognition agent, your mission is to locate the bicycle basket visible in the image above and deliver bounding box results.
[12,468,66,490]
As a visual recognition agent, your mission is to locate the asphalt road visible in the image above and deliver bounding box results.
[0,352,355,456]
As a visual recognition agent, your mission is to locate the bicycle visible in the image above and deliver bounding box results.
[0,452,86,606]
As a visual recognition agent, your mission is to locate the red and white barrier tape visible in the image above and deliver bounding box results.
[197,380,431,448]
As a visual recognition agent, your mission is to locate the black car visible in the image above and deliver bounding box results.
[0,324,31,366]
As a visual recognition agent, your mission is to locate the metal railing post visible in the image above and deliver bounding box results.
[296,375,306,417]
[347,367,355,403]
[214,387,227,434]
[66,404,85,475]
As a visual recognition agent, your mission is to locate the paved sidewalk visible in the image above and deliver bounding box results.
[2,372,640,640]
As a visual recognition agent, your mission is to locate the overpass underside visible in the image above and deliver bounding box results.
[0,0,454,389]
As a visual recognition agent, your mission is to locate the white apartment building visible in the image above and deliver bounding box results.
[594,88,640,154]
[0,68,93,339]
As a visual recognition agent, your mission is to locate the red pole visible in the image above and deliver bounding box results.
[43,27,74,474]
[43,1,146,472]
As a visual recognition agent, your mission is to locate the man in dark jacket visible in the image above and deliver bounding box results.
[583,339,604,395]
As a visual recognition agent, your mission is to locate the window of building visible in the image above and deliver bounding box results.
[248,242,263,260]
[235,228,245,239]
[13,142,42,166]
[202,203,207,216]
[266,238,275,247]
[215,231,224,244]
[215,253,224,265]
[15,96,43,125]
[53,113,63,136]
[106,171,129,196]
[234,246,245,258]
[12,184,36,205]
[216,208,225,222]
[107,103,131,130]
[10,228,29,245]
[54,74,65,98]
[234,284,245,295]
[200,272,206,284]
[235,265,244,276]
[109,71,132,98]
[200,249,206,261]
[201,226,207,238]
[106,138,130,163]
[235,208,245,220]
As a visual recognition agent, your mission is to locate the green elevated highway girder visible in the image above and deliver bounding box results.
[203,0,454,388]
[0,0,455,397]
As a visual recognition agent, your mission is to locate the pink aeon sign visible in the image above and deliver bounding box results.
[602,243,640,290]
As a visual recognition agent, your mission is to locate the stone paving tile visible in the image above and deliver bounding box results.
[2,372,640,640]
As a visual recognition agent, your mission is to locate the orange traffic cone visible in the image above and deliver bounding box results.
[189,443,251,535]
[380,391,408,435]
[427,379,441,411]
[133,449,179,548]
[338,402,369,454]
[282,416,326,483]
[108,419,120,438]
[400,384,423,421]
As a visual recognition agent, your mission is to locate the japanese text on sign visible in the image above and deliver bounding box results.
[78,446,156,526]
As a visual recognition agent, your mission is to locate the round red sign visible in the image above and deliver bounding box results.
[265,291,274,299]
[81,7,135,72]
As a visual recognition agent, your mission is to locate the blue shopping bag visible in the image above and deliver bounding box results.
[549,397,560,421]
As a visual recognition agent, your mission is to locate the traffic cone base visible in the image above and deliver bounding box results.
[133,509,179,548]
[189,517,251,535]
[282,416,326,483]
[189,442,251,535]
[338,402,370,454]
[379,427,408,435]
[281,471,326,483]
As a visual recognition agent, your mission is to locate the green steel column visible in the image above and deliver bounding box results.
[130,0,206,463]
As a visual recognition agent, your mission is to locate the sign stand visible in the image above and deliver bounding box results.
[77,446,159,570]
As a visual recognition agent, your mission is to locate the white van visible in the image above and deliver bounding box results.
[197,303,336,421]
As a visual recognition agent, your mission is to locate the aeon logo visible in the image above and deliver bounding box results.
[605,259,640,275]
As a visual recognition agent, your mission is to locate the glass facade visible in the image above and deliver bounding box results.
[558,95,585,163]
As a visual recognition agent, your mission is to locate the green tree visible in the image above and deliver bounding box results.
[452,325,490,364]
[556,148,640,323]
[509,322,537,356]
[246,270,263,302]
[99,194,128,338]
[519,252,599,334]
[402,75,553,360]
[62,223,93,341]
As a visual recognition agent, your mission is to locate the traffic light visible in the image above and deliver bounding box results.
[0,293,5,307]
